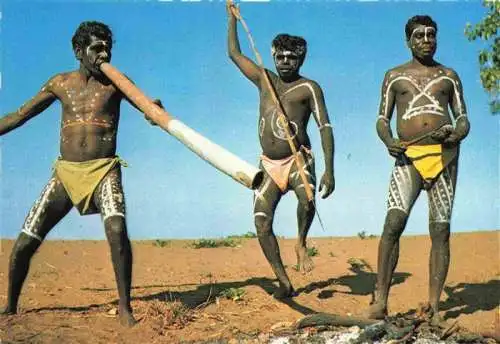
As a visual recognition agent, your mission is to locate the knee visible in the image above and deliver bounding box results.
[298,199,315,213]
[11,234,41,261]
[254,215,273,236]
[382,210,408,240]
[429,222,450,244]
[104,216,127,239]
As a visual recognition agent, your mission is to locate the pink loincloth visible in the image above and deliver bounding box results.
[260,154,296,192]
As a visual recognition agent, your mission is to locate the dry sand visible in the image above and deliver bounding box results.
[0,231,498,343]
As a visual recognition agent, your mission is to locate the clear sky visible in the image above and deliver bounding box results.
[0,0,498,240]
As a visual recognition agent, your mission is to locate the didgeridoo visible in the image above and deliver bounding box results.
[100,62,263,190]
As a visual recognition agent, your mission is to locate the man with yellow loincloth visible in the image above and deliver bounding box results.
[366,15,470,325]
[227,4,335,298]
[0,21,162,327]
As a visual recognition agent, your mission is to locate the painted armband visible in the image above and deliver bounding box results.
[454,113,468,122]
[377,115,390,124]
[318,122,333,131]
[377,115,390,122]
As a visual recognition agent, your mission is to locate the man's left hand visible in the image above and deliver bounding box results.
[319,172,335,199]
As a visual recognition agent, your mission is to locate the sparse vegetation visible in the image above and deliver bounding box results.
[228,231,257,239]
[219,287,246,302]
[153,239,171,248]
[190,237,239,249]
[328,251,336,257]
[347,257,374,272]
[307,246,319,257]
[357,231,367,240]
[143,299,194,332]
[357,231,378,239]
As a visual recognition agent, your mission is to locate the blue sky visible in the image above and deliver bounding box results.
[0,1,498,240]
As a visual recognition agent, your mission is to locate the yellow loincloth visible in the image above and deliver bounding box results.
[54,156,125,215]
[405,144,457,182]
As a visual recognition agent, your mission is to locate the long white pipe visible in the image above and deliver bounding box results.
[100,62,263,190]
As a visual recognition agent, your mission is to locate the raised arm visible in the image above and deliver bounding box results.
[0,76,58,136]
[446,69,470,144]
[227,2,262,87]
[376,71,406,157]
[308,81,334,198]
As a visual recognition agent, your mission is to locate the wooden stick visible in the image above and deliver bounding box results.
[229,3,314,201]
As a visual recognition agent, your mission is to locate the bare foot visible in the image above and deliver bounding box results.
[295,244,314,273]
[119,307,137,327]
[273,285,297,299]
[430,312,448,328]
[0,306,16,315]
[365,302,387,320]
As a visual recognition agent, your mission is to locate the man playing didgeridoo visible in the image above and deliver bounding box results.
[0,21,162,326]
[366,15,470,325]
[227,3,335,298]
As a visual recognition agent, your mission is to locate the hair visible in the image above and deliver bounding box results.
[405,15,437,41]
[271,34,307,61]
[72,21,113,52]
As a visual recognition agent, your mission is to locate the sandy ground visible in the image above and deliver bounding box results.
[0,231,498,343]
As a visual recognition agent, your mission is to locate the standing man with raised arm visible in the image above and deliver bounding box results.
[367,15,470,325]
[227,3,335,298]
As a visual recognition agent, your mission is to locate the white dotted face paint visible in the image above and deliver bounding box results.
[274,50,300,76]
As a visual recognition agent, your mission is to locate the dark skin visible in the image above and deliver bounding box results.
[0,34,161,327]
[227,4,335,298]
[368,24,470,324]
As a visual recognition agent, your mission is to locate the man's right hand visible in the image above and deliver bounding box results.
[386,139,406,158]
[226,0,241,19]
[430,124,453,142]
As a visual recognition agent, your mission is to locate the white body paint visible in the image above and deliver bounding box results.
[410,26,435,42]
[270,109,298,140]
[383,74,465,121]
[283,82,321,124]
[259,117,265,138]
[253,178,272,212]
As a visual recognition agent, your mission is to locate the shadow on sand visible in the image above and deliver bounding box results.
[441,279,500,320]
[26,277,317,316]
[297,267,411,302]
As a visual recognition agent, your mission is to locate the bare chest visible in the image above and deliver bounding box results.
[391,72,454,120]
[55,81,120,128]
[260,83,312,120]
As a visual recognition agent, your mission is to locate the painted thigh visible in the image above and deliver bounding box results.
[289,151,316,204]
[21,175,73,241]
[427,158,458,223]
[253,168,283,222]
[93,166,126,222]
[387,157,422,215]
